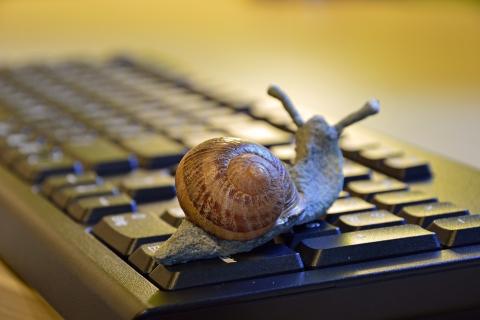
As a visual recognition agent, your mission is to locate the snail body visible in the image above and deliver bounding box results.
[155,86,380,265]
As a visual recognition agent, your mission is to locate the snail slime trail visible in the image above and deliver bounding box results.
[156,85,380,265]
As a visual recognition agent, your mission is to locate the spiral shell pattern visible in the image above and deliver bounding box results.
[175,137,300,241]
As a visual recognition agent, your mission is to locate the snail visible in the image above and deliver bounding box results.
[155,85,380,265]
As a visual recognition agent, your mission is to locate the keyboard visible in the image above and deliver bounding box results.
[0,56,479,320]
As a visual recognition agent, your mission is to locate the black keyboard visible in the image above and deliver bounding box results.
[0,56,479,320]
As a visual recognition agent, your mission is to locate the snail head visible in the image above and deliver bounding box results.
[268,85,380,223]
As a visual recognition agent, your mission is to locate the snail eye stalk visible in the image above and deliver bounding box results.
[267,85,305,128]
[334,99,380,136]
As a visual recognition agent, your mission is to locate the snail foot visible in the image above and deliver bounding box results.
[155,219,270,265]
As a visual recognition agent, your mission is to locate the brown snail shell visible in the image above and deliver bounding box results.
[175,137,301,241]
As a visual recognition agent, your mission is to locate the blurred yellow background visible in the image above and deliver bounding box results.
[0,0,479,168]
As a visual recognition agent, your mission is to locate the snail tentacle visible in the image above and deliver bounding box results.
[333,99,380,135]
[267,85,304,128]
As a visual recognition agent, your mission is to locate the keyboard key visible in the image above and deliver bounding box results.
[337,210,405,231]
[226,120,292,147]
[64,138,138,175]
[428,215,480,247]
[205,112,254,129]
[163,123,210,141]
[149,243,303,290]
[347,178,408,200]
[147,114,190,131]
[325,197,376,222]
[182,130,224,149]
[277,220,340,248]
[263,112,296,132]
[120,134,185,169]
[358,146,403,169]
[198,87,252,112]
[340,138,378,160]
[248,101,274,120]
[42,172,99,196]
[120,175,175,203]
[92,212,175,256]
[160,207,185,227]
[372,190,437,213]
[399,202,469,227]
[15,153,83,183]
[105,124,147,140]
[136,109,176,122]
[298,224,440,268]
[383,156,431,181]
[67,194,137,224]
[128,242,164,274]
[1,140,51,164]
[91,116,130,130]
[175,100,224,115]
[169,164,178,176]
[51,128,96,143]
[52,183,118,208]
[0,121,14,136]
[159,93,209,112]
[138,195,179,216]
[0,131,31,150]
[343,160,371,185]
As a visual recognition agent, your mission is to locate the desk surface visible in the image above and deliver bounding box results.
[0,260,61,319]
[0,0,479,319]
